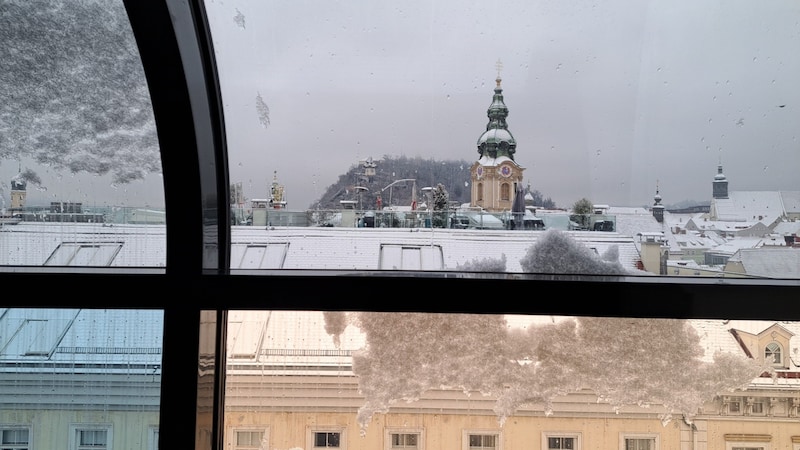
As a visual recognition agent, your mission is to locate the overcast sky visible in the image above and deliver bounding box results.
[2,0,798,211]
[204,0,799,210]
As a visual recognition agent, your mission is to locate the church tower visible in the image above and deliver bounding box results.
[652,182,664,223]
[712,162,728,199]
[10,171,27,211]
[470,60,525,212]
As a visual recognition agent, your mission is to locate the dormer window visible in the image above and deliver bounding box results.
[765,342,782,366]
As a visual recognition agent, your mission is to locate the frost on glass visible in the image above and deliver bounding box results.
[0,0,159,187]
[322,244,769,433]
[520,229,629,275]
[255,93,270,130]
[456,254,507,272]
[326,312,767,434]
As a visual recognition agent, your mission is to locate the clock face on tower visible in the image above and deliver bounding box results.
[500,165,512,177]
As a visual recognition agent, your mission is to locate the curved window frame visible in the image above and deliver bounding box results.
[0,2,799,450]
[765,342,783,366]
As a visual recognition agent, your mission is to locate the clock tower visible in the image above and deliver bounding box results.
[470,60,524,212]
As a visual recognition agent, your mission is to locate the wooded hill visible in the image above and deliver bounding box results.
[311,155,556,210]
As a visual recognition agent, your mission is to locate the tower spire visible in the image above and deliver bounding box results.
[652,180,664,223]
[476,60,516,160]
[712,161,728,199]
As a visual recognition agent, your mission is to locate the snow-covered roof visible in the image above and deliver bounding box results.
[0,222,166,267]
[727,247,800,279]
[686,217,771,235]
[708,237,773,255]
[231,226,642,272]
[2,308,798,393]
[475,155,515,167]
[773,220,800,236]
[712,191,790,222]
[606,206,650,215]
[780,191,800,214]
[0,308,163,373]
[671,231,727,251]
[609,208,678,253]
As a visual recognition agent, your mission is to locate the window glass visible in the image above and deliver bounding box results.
[1,308,163,450]
[391,433,418,448]
[0,0,165,268]
[204,0,798,279]
[223,311,800,450]
[0,428,29,450]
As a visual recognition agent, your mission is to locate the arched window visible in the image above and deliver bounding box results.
[477,183,483,202]
[765,342,782,365]
[500,183,510,201]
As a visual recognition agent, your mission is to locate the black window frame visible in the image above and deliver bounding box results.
[0,1,799,450]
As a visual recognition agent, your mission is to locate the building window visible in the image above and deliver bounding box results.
[379,244,444,270]
[386,428,423,450]
[465,433,499,450]
[388,432,421,450]
[477,183,484,201]
[500,183,510,201]
[231,243,288,269]
[724,433,771,450]
[310,430,343,449]
[70,425,111,450]
[234,429,267,450]
[148,427,159,450]
[723,396,743,414]
[544,433,580,450]
[44,242,124,266]
[622,434,658,450]
[765,342,782,365]
[1,427,30,450]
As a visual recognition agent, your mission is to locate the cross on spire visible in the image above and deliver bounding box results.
[495,58,503,86]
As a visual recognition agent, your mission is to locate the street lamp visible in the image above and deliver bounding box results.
[354,186,368,211]
[381,178,416,207]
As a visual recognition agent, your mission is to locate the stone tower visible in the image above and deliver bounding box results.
[469,60,524,212]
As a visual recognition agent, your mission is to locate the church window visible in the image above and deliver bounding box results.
[477,183,484,202]
[500,183,510,201]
